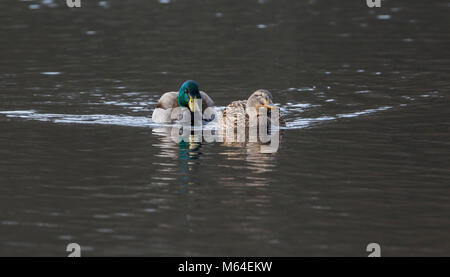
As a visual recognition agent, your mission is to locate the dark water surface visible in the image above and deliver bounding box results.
[0,0,449,256]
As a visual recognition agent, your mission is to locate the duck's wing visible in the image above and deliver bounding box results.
[220,101,285,128]
[200,91,215,110]
[156,91,179,109]
[220,100,248,129]
[222,100,246,117]
[152,92,179,123]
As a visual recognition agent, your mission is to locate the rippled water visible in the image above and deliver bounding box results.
[0,0,449,256]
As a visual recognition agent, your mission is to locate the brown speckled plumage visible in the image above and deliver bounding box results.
[219,90,285,130]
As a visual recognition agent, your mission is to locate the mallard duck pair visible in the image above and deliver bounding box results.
[151,80,284,128]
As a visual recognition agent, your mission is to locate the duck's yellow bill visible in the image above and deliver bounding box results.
[188,97,196,112]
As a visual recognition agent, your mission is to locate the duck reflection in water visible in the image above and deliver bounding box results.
[153,126,202,162]
[152,122,282,177]
[178,136,202,161]
[152,127,202,186]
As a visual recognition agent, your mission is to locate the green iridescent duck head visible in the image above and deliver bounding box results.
[178,80,202,112]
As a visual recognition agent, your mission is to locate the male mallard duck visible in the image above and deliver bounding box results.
[219,89,284,129]
[152,80,215,123]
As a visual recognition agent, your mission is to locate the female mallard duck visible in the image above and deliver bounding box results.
[219,89,284,130]
[152,80,215,123]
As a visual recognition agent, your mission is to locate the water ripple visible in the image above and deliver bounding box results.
[0,104,393,130]
[0,110,155,127]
